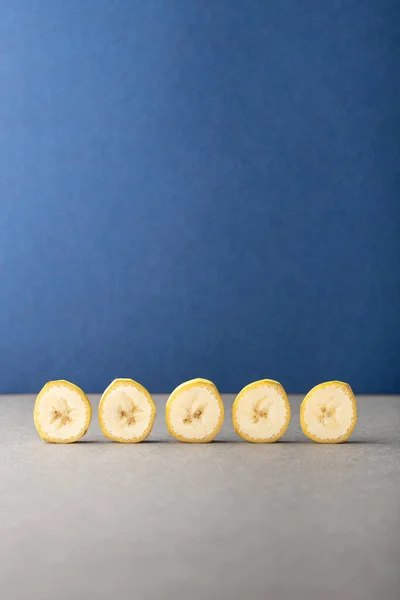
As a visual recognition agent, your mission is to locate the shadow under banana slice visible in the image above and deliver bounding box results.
[232,379,291,443]
[34,380,92,443]
[98,378,156,443]
[300,381,357,443]
[166,378,224,443]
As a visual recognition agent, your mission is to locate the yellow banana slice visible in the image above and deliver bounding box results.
[232,379,291,442]
[98,378,156,443]
[34,380,92,443]
[166,378,224,443]
[300,381,357,443]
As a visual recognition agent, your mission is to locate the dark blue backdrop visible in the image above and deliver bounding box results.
[0,1,399,394]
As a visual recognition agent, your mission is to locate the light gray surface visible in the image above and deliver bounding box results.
[0,394,399,600]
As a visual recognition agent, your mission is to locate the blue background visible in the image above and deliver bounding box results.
[0,1,399,394]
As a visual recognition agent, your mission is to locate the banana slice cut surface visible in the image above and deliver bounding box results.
[34,380,92,443]
[232,379,291,443]
[99,379,156,443]
[166,378,224,443]
[300,381,357,443]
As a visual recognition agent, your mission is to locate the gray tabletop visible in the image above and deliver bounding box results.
[0,394,399,600]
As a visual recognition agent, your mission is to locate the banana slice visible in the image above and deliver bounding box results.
[232,379,291,443]
[300,381,357,443]
[98,378,156,443]
[34,380,92,443]
[166,378,224,443]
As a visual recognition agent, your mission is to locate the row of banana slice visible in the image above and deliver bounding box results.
[34,378,357,444]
